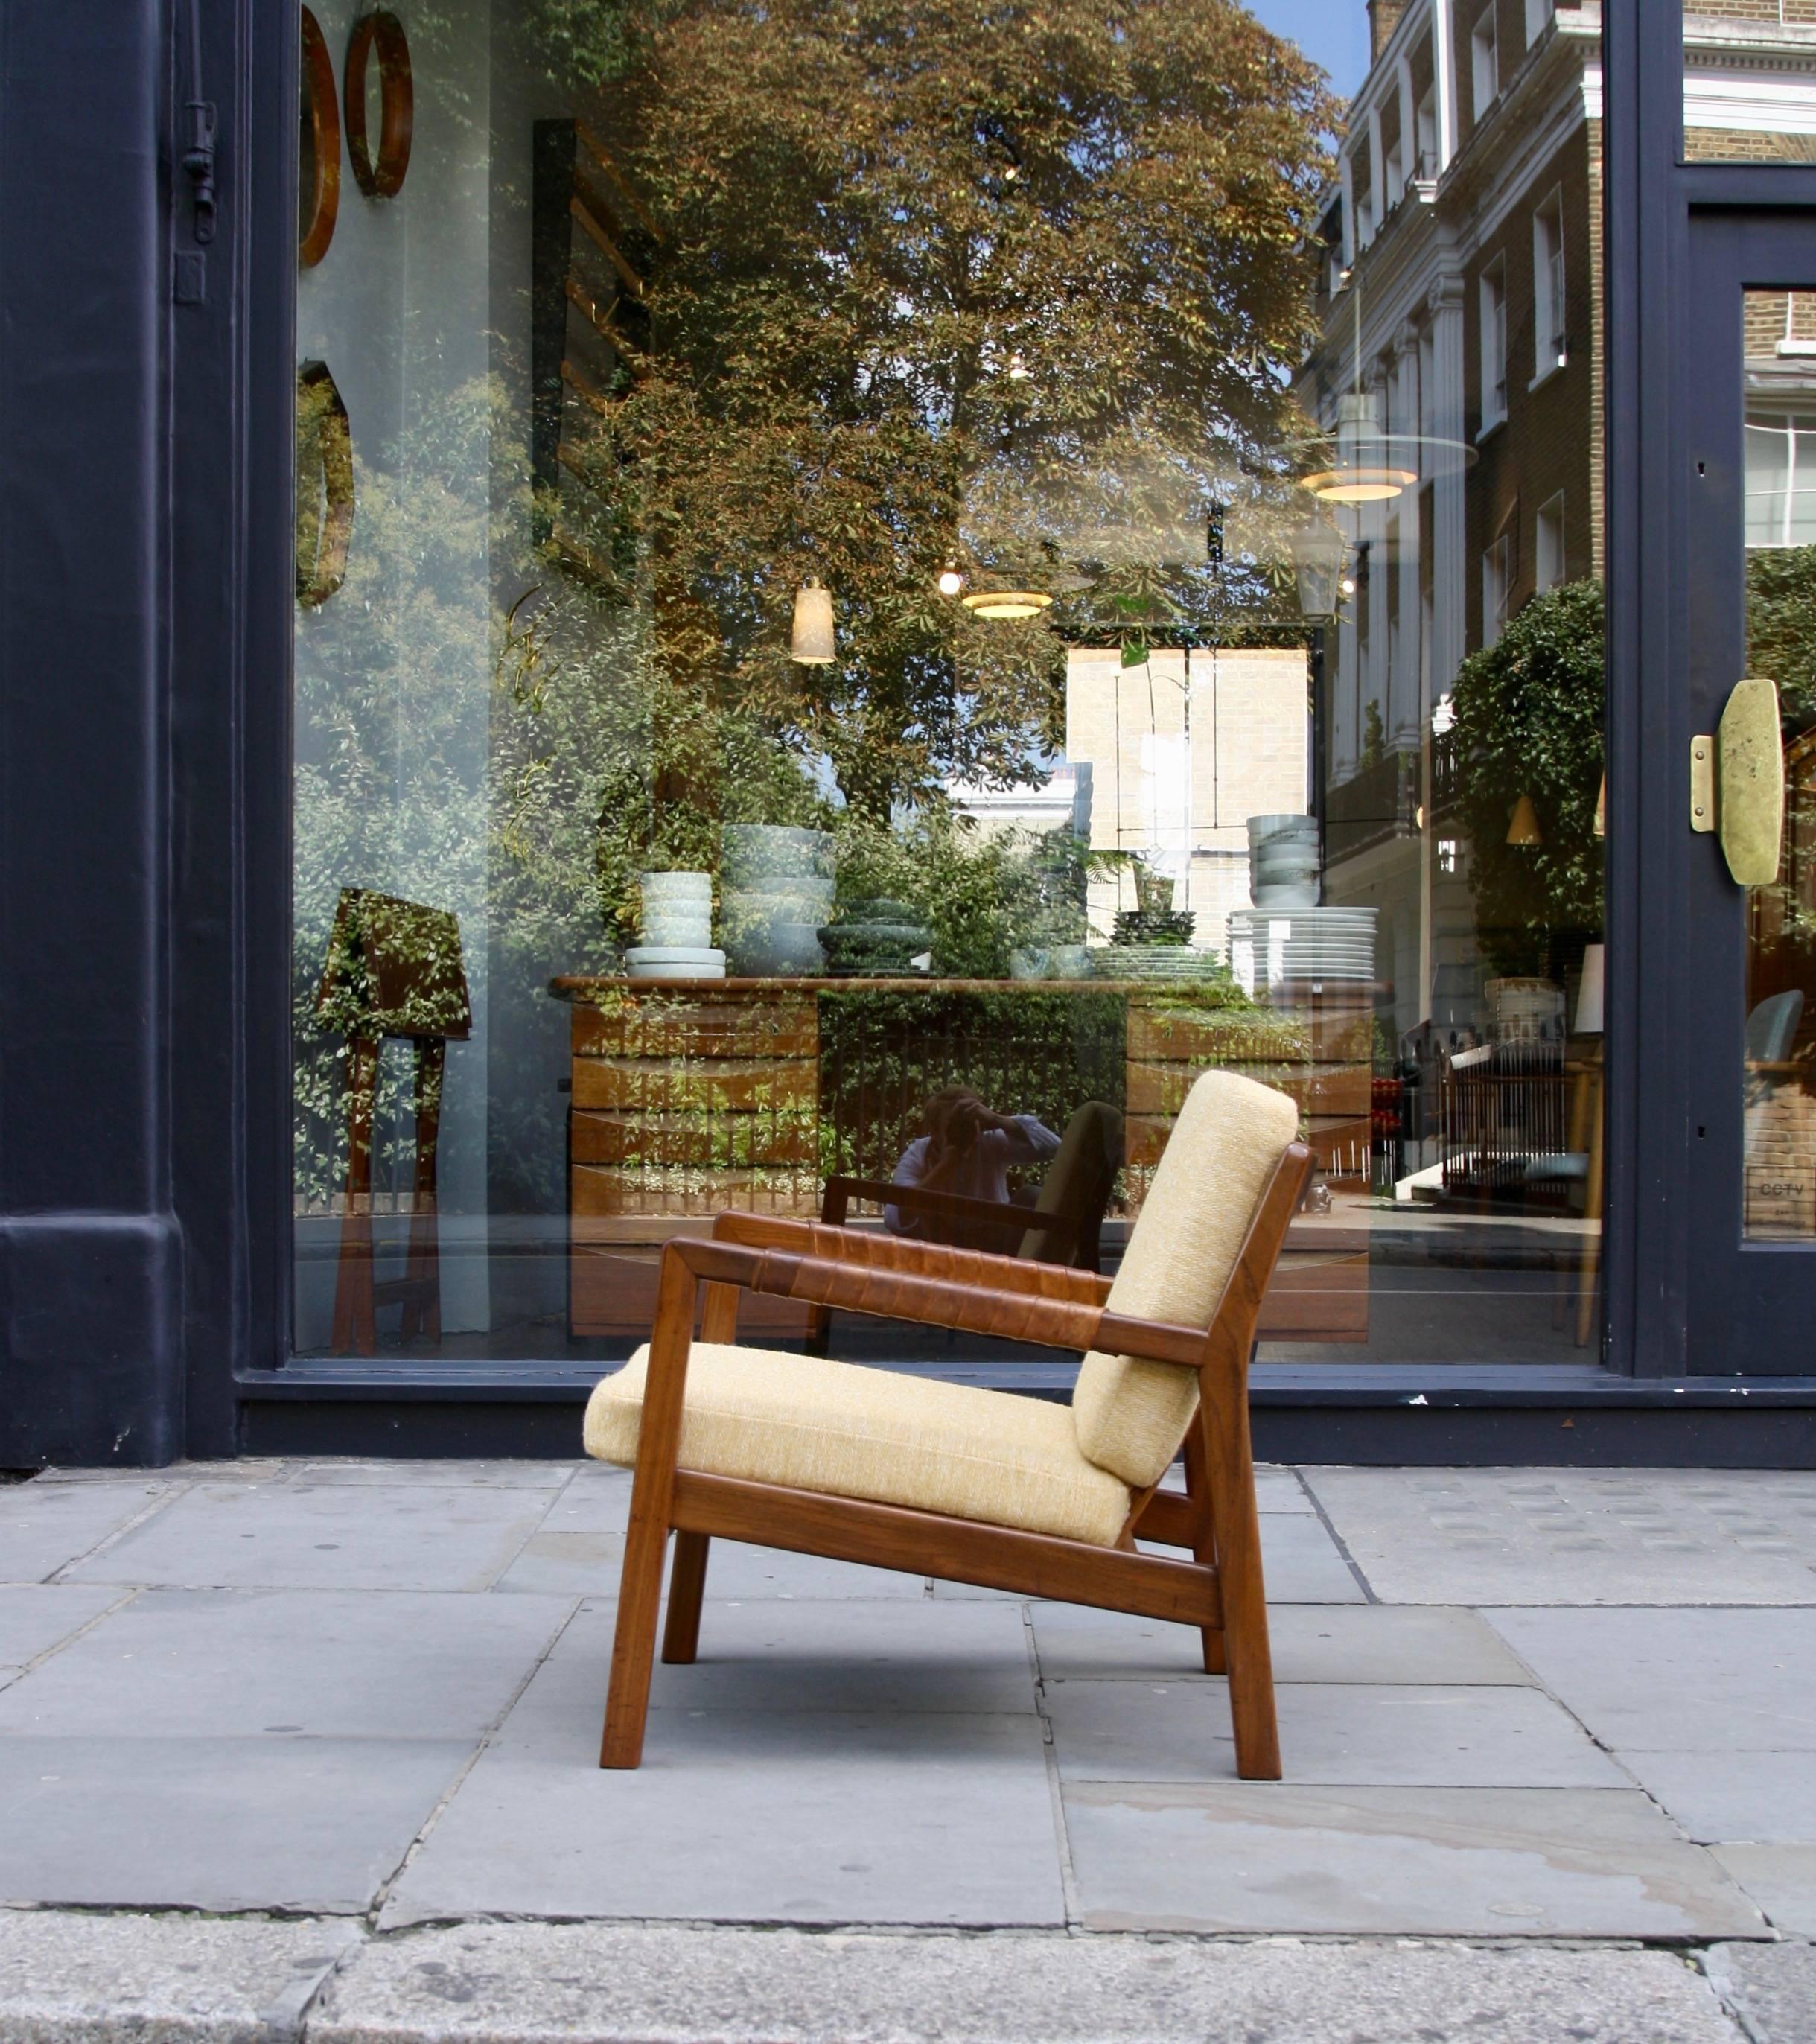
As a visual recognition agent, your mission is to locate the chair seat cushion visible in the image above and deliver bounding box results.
[584,1343,1132,1547]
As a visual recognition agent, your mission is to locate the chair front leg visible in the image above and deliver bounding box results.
[1195,1375,1280,1780]
[601,1247,696,1768]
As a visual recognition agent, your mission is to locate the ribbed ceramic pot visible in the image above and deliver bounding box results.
[720,826,835,888]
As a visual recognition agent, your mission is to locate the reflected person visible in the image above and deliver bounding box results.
[885,1086,1060,1246]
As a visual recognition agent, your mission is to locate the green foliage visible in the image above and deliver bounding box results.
[558,0,1336,817]
[817,990,1127,1186]
[1449,577,1605,976]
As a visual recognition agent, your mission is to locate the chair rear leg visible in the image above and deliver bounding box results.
[1181,1424,1226,1676]
[662,1529,710,1664]
[1194,1394,1280,1780]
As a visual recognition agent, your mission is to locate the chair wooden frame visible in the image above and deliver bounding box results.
[599,1139,1313,1781]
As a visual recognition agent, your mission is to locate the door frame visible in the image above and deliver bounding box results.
[1605,0,1816,1377]
[1678,216,1816,1369]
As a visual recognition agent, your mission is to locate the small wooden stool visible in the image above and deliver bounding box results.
[316,889,471,1356]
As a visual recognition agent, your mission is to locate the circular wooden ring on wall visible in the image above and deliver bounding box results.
[296,360,354,608]
[345,11,412,200]
[299,7,341,267]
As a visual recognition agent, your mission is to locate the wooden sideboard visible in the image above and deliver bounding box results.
[552,975,1371,1345]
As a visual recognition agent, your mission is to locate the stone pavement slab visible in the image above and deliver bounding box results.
[381,1602,1060,1926]
[0,1909,363,2044]
[1030,1601,1531,1684]
[0,1588,572,1740]
[309,1920,1746,2044]
[293,1461,572,1490]
[0,1479,179,1583]
[0,1585,123,1682]
[536,1466,630,1532]
[1061,1782,1766,1935]
[1304,1468,1816,1605]
[1708,1844,1816,1935]
[66,1480,548,1593]
[1704,1941,1816,2044]
[641,1597,1036,1712]
[1610,1748,1816,1844]
[489,1532,627,1597]
[1488,1608,1816,1748]
[0,1736,469,1912]
[1044,1679,1628,1787]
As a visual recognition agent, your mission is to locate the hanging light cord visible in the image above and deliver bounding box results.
[182,0,218,243]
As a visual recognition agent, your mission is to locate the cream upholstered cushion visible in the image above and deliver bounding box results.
[585,1343,1132,1547]
[1071,1069,1299,1489]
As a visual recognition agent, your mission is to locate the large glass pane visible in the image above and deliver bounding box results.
[1743,291,1816,1241]
[290,0,1605,1369]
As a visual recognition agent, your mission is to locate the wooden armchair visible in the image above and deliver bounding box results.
[585,1071,1309,1780]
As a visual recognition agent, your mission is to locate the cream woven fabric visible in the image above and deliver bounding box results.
[1071,1069,1299,1488]
[585,1343,1132,1546]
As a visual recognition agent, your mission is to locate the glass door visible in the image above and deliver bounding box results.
[1686,218,1816,1370]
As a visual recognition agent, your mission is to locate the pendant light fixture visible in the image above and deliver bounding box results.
[1506,793,1543,847]
[960,587,1053,620]
[790,577,835,663]
[1293,273,1473,504]
[1299,392,1418,503]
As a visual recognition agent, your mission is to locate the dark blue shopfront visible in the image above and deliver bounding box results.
[4,0,1816,1468]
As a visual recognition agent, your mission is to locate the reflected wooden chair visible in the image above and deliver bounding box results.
[808,1099,1124,1352]
[583,1071,1308,1779]
[316,888,471,1356]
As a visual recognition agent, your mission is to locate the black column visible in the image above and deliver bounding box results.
[0,3,186,1465]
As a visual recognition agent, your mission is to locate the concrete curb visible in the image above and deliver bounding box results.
[0,1911,1771,2044]
[0,1913,361,2044]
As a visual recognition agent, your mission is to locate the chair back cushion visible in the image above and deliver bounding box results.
[1071,1069,1298,1487]
[1018,1100,1124,1261]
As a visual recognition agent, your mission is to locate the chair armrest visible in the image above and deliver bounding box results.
[668,1232,1205,1368]
[822,1175,1076,1248]
[713,1209,1110,1305]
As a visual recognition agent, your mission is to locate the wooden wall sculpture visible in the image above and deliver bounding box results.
[299,7,340,266]
[345,10,412,198]
[296,360,354,607]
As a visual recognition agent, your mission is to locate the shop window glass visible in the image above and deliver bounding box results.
[290,0,1606,1372]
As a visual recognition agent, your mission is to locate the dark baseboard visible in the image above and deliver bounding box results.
[231,1361,1816,1468]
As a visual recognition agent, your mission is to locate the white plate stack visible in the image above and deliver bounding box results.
[627,871,725,978]
[1226,906,1378,993]
[1246,813,1321,909]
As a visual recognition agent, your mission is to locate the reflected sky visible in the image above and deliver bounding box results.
[1249,0,1367,100]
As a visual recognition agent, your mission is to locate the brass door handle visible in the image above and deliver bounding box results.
[1690,677,1783,886]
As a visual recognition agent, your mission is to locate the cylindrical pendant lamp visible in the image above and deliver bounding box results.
[791,578,835,663]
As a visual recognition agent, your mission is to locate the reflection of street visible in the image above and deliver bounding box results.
[1258,1189,1599,1366]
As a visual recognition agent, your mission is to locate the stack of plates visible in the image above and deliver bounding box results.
[625,946,727,980]
[1226,907,1377,989]
[1101,945,1228,984]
